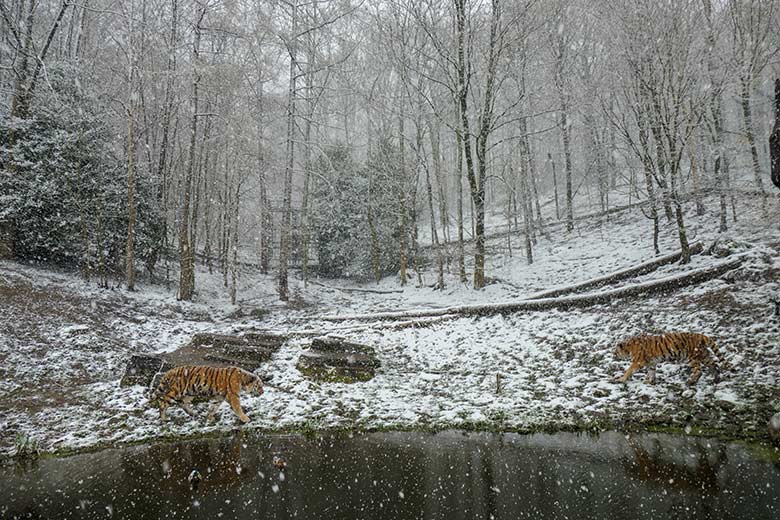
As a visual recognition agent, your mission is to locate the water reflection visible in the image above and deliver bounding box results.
[1,431,778,519]
[622,436,727,495]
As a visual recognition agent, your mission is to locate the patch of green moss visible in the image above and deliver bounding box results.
[743,441,780,463]
[296,364,374,383]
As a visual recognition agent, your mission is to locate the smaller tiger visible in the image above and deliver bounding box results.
[613,332,729,386]
[149,365,264,423]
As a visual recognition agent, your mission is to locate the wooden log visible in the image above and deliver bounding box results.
[307,279,404,294]
[525,241,703,300]
[319,256,744,323]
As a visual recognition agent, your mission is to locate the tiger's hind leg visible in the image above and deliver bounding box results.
[159,398,172,422]
[227,392,250,423]
[206,399,224,423]
[687,358,703,386]
[644,361,658,385]
[703,354,720,383]
[180,396,196,417]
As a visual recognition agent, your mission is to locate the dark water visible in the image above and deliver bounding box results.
[1,430,779,519]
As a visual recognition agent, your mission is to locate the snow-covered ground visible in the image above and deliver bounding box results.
[1,194,779,458]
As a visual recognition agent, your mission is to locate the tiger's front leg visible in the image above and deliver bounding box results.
[159,393,176,422]
[644,361,657,385]
[227,393,250,423]
[617,360,642,383]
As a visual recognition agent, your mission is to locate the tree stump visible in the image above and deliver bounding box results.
[297,337,380,383]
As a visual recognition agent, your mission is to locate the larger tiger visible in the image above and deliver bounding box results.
[149,365,264,423]
[613,332,729,385]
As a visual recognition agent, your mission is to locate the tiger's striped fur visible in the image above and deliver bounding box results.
[149,365,264,423]
[614,332,729,385]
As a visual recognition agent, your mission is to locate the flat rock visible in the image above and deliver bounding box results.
[120,332,283,387]
[310,336,376,356]
[189,332,284,351]
[120,355,173,388]
[297,337,380,383]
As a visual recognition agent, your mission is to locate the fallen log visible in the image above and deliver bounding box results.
[318,256,744,322]
[524,241,703,300]
[307,279,404,295]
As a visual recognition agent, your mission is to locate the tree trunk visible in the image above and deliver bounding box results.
[255,82,271,274]
[230,176,241,305]
[456,107,467,283]
[178,4,206,301]
[11,1,69,119]
[702,0,729,231]
[457,0,501,290]
[518,165,533,264]
[668,131,691,264]
[149,0,177,280]
[549,153,560,220]
[397,111,408,287]
[367,174,382,284]
[277,0,299,301]
[320,256,742,323]
[429,120,450,248]
[637,101,660,254]
[125,105,136,291]
[739,76,765,193]
[424,130,444,290]
[300,19,316,287]
[771,78,780,190]
[687,112,705,216]
[560,109,574,231]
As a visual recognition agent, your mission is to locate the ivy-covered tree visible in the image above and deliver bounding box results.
[0,63,158,283]
[310,141,401,280]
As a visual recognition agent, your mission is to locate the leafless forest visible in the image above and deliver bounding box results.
[1,0,778,302]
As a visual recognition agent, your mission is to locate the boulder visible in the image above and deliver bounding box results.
[770,412,780,442]
[297,337,380,383]
[707,236,751,258]
[120,355,172,388]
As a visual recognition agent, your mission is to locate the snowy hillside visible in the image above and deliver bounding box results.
[1,195,778,458]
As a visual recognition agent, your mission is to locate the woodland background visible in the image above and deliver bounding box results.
[1,0,778,302]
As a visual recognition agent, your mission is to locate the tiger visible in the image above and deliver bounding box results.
[613,332,729,386]
[149,365,264,423]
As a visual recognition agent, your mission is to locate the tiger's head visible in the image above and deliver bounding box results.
[613,338,634,360]
[242,371,264,396]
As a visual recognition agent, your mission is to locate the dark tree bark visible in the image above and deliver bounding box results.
[278,0,299,301]
[771,78,780,190]
[178,4,206,301]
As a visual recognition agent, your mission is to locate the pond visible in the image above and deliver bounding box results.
[1,430,779,519]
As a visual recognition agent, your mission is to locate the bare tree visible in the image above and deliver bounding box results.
[178,2,207,301]
[728,0,778,194]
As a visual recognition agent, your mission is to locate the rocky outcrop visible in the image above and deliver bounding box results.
[120,331,286,388]
[296,337,380,383]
